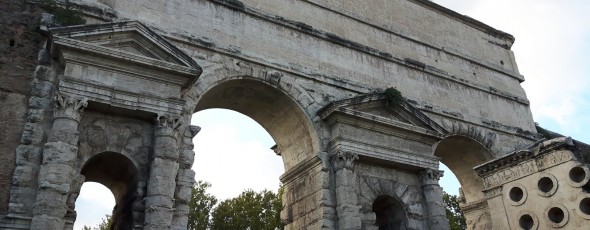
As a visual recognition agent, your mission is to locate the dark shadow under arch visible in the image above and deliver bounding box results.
[434,135,492,203]
[81,152,139,230]
[194,78,318,170]
[372,195,407,230]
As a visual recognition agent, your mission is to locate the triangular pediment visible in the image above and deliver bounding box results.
[319,93,448,136]
[49,21,202,77]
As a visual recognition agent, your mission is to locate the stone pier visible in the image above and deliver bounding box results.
[30,94,87,229]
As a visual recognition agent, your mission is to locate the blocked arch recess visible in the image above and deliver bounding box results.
[193,78,319,170]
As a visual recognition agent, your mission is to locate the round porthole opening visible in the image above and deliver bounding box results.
[569,166,586,183]
[538,177,554,193]
[580,198,590,215]
[519,214,534,230]
[509,187,524,202]
[548,207,565,224]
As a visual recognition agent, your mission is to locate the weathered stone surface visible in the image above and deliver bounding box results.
[1,0,587,229]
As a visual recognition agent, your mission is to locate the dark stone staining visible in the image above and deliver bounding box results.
[294,21,313,32]
[216,0,245,11]
[378,51,393,59]
[404,58,426,69]
[488,40,511,50]
[194,38,215,48]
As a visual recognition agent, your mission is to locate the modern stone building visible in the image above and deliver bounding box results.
[0,0,588,229]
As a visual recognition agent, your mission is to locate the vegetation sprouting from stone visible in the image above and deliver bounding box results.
[534,122,554,140]
[443,192,466,230]
[41,0,86,26]
[383,87,404,108]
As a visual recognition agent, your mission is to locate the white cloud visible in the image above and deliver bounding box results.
[192,119,284,201]
[74,182,115,230]
[435,0,590,135]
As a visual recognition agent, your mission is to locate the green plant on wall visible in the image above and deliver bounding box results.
[383,87,404,108]
[42,0,86,26]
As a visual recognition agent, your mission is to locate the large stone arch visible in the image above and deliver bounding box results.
[191,76,319,169]
[433,135,494,229]
[187,74,334,228]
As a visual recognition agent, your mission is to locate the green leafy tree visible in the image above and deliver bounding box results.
[210,188,284,230]
[82,215,113,230]
[188,180,218,230]
[443,192,466,230]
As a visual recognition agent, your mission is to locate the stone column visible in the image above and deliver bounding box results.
[171,125,200,230]
[30,93,88,230]
[144,115,182,230]
[64,174,86,230]
[419,168,450,230]
[332,151,361,229]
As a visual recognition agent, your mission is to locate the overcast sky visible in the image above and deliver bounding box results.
[74,1,589,228]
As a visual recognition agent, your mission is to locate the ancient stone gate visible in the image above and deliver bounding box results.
[1,0,589,229]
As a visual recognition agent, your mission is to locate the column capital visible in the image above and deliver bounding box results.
[332,151,358,171]
[420,168,444,185]
[155,114,182,137]
[54,93,88,121]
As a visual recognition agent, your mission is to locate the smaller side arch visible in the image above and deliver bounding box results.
[79,152,141,230]
[372,195,408,230]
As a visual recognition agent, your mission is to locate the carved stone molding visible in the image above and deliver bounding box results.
[54,93,88,121]
[420,168,444,185]
[332,151,358,171]
[155,114,182,137]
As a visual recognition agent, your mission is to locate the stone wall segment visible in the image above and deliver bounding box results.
[83,0,535,134]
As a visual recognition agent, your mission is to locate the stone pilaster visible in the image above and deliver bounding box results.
[30,93,88,230]
[144,115,182,230]
[171,125,200,230]
[419,168,450,230]
[332,151,361,229]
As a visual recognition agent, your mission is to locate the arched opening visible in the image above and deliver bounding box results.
[77,152,140,230]
[191,78,321,228]
[434,136,492,204]
[194,78,319,170]
[191,109,283,200]
[372,195,407,230]
[74,182,115,229]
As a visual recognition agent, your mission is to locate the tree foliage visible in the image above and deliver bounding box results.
[443,192,466,230]
[188,180,218,230]
[82,215,113,230]
[210,188,284,230]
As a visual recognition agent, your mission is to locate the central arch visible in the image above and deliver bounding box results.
[194,78,319,170]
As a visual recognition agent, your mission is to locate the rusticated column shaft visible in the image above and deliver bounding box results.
[332,151,361,230]
[171,125,200,230]
[420,168,450,230]
[30,94,87,230]
[144,115,182,230]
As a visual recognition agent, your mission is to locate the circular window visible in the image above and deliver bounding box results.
[519,214,534,229]
[537,174,558,197]
[568,165,590,188]
[580,198,590,215]
[517,210,538,230]
[507,184,527,206]
[544,204,569,228]
[576,195,590,220]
